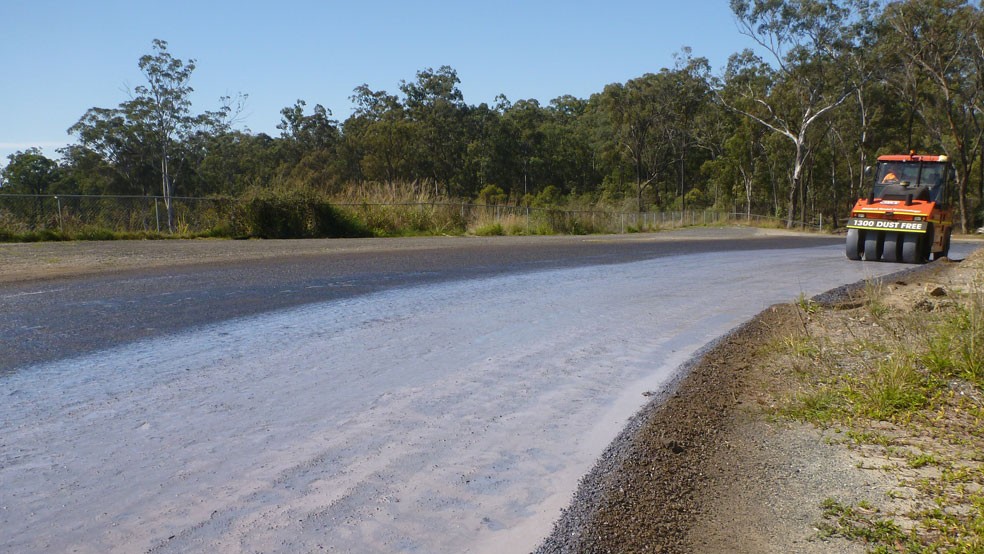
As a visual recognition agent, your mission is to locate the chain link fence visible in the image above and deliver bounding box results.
[0,194,231,235]
[0,194,820,237]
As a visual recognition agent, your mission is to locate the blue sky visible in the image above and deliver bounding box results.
[1,0,750,167]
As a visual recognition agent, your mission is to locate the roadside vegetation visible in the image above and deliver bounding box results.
[0,182,748,242]
[779,253,984,551]
[3,1,984,240]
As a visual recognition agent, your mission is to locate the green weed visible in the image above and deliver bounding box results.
[907,452,939,469]
[817,498,915,547]
[796,292,821,315]
[782,334,821,359]
[473,222,505,236]
[864,279,890,321]
[860,357,934,420]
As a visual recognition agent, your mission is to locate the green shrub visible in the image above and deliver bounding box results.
[476,184,507,206]
[230,189,369,239]
[473,222,504,236]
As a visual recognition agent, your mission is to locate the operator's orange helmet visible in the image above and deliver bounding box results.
[882,172,898,183]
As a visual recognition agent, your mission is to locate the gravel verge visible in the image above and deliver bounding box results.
[537,258,971,554]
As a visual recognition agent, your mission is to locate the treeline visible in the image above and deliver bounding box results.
[3,0,984,233]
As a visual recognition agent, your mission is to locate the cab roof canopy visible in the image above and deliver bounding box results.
[877,153,948,163]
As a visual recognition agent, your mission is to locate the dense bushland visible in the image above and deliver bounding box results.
[3,1,984,237]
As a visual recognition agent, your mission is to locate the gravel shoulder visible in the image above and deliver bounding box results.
[539,250,984,553]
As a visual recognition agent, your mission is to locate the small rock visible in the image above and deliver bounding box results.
[927,285,947,297]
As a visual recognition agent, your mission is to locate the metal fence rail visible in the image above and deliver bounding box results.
[0,194,821,236]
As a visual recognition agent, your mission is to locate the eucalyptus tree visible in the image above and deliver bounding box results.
[1,149,61,195]
[596,73,676,211]
[131,39,198,231]
[68,106,157,195]
[693,96,741,209]
[57,144,118,195]
[277,100,343,191]
[663,50,714,211]
[1,148,62,229]
[398,66,469,194]
[833,2,881,199]
[502,99,549,198]
[196,131,282,196]
[723,0,872,227]
[69,39,232,230]
[278,100,341,155]
[544,95,599,196]
[343,84,415,186]
[881,0,983,232]
[702,118,768,217]
[460,101,512,198]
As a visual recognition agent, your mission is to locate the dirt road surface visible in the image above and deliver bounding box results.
[2,229,977,553]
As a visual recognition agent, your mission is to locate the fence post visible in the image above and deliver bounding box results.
[155,198,160,233]
[55,196,63,232]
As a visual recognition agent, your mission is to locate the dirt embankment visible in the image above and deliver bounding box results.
[540,251,984,553]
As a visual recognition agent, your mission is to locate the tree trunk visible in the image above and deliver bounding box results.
[745,176,753,220]
[957,170,969,234]
[979,141,984,229]
[786,159,803,229]
[161,155,175,233]
[799,167,807,229]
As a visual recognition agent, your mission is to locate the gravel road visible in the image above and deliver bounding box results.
[1,229,838,372]
[0,229,947,553]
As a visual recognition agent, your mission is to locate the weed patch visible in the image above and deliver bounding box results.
[775,254,984,550]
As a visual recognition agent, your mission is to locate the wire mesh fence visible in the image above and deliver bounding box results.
[0,194,819,237]
[0,194,231,235]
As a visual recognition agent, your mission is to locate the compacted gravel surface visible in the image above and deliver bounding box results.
[4,230,976,553]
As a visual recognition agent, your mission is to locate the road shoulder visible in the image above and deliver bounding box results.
[539,251,983,553]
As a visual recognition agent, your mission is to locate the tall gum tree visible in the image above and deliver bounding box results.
[722,0,871,228]
[70,39,233,231]
[132,39,197,232]
[882,0,983,233]
[399,66,468,195]
[595,65,708,212]
[344,85,413,186]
